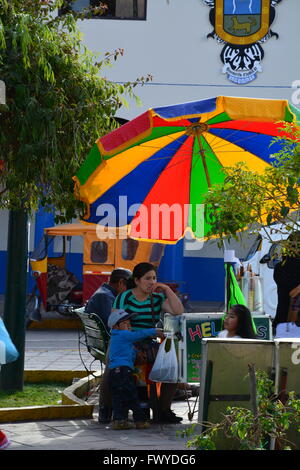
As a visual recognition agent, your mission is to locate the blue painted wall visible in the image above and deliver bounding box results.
[0,251,7,294]
[182,257,225,301]
[65,252,83,282]
[157,241,184,284]
[157,242,225,302]
[34,208,55,248]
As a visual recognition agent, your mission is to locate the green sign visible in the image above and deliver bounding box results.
[185,315,272,383]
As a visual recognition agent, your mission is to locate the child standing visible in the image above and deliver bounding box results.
[218,304,257,339]
[107,309,164,430]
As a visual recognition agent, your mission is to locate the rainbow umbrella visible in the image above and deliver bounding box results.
[74,96,300,243]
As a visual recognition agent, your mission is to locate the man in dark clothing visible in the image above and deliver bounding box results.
[273,256,300,332]
[84,268,132,423]
[85,268,132,332]
[273,232,300,335]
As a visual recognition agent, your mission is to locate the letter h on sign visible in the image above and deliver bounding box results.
[188,325,202,342]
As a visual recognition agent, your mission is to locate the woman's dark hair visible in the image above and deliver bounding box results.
[229,304,257,339]
[126,262,157,289]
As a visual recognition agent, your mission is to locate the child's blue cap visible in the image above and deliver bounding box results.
[108,309,135,329]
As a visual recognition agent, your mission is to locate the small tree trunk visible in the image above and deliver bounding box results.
[248,363,260,448]
[0,209,28,391]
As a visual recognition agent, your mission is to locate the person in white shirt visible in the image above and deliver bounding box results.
[218,304,257,339]
[275,311,300,339]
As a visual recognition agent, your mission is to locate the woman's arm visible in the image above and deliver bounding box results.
[153,283,184,316]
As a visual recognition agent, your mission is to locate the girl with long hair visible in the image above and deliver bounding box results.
[218,304,257,339]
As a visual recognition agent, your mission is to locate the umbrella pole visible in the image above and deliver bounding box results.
[222,240,231,313]
[225,262,231,312]
[196,133,211,188]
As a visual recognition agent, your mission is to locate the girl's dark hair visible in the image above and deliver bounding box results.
[126,262,157,289]
[229,304,257,339]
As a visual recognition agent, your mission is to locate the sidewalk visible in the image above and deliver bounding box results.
[2,403,198,451]
[1,328,199,451]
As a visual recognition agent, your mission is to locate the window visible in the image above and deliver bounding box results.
[60,0,147,20]
[52,235,65,257]
[90,241,108,263]
[150,243,165,263]
[31,235,54,261]
[122,238,139,260]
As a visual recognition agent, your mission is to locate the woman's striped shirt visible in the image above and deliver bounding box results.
[113,289,165,330]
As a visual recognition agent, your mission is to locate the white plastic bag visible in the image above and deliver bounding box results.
[149,337,178,383]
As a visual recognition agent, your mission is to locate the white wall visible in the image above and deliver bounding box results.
[77,0,300,119]
[76,0,300,261]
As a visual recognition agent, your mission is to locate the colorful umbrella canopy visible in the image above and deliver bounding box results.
[74,96,300,243]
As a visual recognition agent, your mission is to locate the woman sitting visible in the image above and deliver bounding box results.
[114,262,184,423]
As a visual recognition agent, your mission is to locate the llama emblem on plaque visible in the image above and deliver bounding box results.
[203,0,284,84]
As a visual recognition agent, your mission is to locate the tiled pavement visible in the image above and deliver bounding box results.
[23,329,103,372]
[1,327,199,452]
[1,405,198,451]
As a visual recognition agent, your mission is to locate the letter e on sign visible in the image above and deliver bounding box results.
[201,322,212,337]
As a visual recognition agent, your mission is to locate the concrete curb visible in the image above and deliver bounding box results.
[28,318,82,330]
[0,370,101,424]
[62,371,101,406]
[24,370,91,383]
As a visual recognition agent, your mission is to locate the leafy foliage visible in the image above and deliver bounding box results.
[204,123,300,253]
[179,370,300,450]
[0,0,148,221]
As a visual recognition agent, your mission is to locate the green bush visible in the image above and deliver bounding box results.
[179,370,300,450]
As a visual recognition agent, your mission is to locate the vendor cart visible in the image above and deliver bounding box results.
[164,313,273,384]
